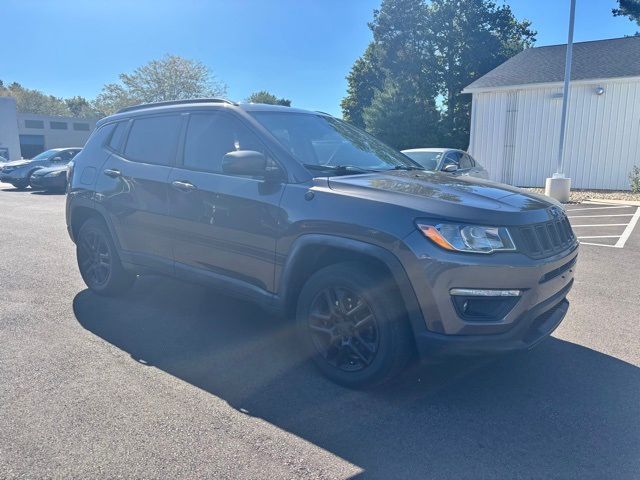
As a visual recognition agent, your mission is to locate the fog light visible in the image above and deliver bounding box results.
[450,288,522,297]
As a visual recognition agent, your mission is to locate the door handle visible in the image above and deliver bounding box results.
[103,168,121,178]
[171,180,197,192]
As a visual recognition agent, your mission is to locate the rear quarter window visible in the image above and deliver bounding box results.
[124,115,182,166]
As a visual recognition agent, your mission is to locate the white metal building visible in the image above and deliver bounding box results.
[0,96,97,160]
[463,37,640,190]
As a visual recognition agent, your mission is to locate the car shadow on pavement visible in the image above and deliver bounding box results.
[30,190,65,195]
[73,275,640,479]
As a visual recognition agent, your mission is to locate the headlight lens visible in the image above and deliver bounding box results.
[46,170,66,177]
[417,223,516,254]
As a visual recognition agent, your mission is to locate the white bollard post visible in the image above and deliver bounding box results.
[545,173,571,203]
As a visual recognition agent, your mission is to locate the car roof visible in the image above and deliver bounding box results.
[98,98,324,127]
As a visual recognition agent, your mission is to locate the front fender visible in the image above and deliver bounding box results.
[277,234,428,342]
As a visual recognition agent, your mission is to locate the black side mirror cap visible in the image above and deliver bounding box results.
[222,150,266,176]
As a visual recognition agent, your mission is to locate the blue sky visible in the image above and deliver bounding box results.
[2,0,637,116]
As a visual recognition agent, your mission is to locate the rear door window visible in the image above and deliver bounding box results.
[459,154,474,169]
[124,115,182,166]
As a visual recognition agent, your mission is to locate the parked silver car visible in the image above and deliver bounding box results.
[0,148,81,190]
[402,148,488,179]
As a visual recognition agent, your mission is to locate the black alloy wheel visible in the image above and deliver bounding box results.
[76,218,135,296]
[296,262,414,388]
[308,286,380,372]
[78,228,112,289]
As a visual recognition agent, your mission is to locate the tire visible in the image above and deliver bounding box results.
[12,181,29,190]
[76,217,136,296]
[296,262,414,388]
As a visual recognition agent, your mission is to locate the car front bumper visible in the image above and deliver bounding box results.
[30,174,66,191]
[397,230,578,357]
[413,281,571,358]
[0,171,29,183]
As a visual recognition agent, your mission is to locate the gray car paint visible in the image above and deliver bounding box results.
[66,101,577,359]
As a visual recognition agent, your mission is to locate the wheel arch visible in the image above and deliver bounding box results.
[278,235,427,342]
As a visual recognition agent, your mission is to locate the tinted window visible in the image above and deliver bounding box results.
[403,151,442,171]
[108,122,128,152]
[82,123,116,154]
[54,150,78,163]
[183,113,268,174]
[251,112,419,173]
[124,115,181,165]
[459,154,473,169]
[24,120,44,129]
[443,151,463,167]
[50,121,68,130]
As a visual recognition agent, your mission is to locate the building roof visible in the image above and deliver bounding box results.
[463,36,640,92]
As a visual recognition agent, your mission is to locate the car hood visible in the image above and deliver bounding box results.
[2,159,31,168]
[32,165,66,176]
[326,170,560,225]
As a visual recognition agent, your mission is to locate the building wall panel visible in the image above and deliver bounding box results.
[468,78,640,190]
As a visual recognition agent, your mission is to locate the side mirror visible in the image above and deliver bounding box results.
[222,150,269,177]
[443,163,458,173]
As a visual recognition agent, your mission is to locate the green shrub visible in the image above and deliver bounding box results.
[630,165,640,193]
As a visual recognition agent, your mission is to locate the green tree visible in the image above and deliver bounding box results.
[343,0,438,133]
[93,54,227,115]
[342,0,535,149]
[341,44,383,127]
[363,78,439,150]
[246,90,291,106]
[613,0,640,26]
[65,96,103,118]
[429,0,535,148]
[0,81,71,116]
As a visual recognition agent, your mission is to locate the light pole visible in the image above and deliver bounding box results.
[545,0,576,202]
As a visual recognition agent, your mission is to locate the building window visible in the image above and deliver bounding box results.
[50,121,68,130]
[24,120,44,129]
[73,122,90,131]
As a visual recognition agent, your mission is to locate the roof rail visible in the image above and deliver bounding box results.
[116,98,236,114]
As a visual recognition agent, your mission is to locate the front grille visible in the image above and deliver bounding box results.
[540,256,577,283]
[516,214,577,259]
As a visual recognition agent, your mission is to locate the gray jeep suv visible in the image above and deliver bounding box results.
[66,99,578,388]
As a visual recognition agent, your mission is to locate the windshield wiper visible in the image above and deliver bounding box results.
[303,164,378,175]
[390,165,424,171]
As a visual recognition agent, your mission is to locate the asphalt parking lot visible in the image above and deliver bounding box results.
[565,202,640,248]
[1,184,639,479]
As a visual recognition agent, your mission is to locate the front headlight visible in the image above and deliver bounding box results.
[46,170,66,177]
[417,222,516,254]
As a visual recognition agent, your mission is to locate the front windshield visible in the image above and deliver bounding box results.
[250,112,422,174]
[30,149,58,161]
[403,151,442,171]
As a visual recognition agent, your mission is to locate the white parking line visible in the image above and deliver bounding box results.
[565,205,634,212]
[567,214,634,218]
[577,235,621,239]
[579,242,619,248]
[571,223,629,227]
[615,207,640,248]
[569,205,640,248]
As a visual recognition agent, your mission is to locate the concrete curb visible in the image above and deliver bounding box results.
[586,198,640,206]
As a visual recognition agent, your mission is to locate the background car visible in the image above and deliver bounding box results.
[401,148,488,179]
[0,148,81,190]
[29,164,68,193]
